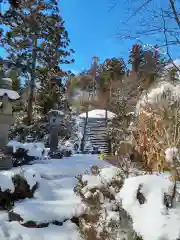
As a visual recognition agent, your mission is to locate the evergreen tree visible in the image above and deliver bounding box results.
[0,0,74,124]
[36,66,66,114]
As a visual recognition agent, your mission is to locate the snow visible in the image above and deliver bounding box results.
[0,154,111,239]
[82,174,102,189]
[21,169,40,189]
[13,198,85,224]
[81,166,121,191]
[0,172,14,192]
[4,150,180,240]
[7,140,50,159]
[59,140,74,152]
[47,109,64,115]
[0,169,39,193]
[79,109,116,119]
[165,147,179,163]
[100,166,121,182]
[0,221,80,240]
[118,174,180,240]
[136,81,180,114]
[165,59,180,75]
[0,89,20,100]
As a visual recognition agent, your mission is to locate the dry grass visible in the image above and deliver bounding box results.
[133,103,180,177]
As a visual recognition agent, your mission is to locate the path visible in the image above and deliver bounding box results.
[0,154,110,240]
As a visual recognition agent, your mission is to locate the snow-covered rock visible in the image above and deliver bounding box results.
[7,141,50,160]
[0,89,20,100]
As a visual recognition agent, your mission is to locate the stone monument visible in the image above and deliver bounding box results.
[47,109,64,153]
[0,77,27,169]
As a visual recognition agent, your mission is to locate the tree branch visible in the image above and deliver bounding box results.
[169,0,180,28]
[161,9,180,72]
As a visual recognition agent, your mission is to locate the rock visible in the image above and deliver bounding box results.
[4,145,14,155]
[8,211,23,222]
[49,151,63,159]
[63,150,72,157]
[9,210,80,229]
[9,212,49,228]
[0,151,13,170]
[22,221,49,228]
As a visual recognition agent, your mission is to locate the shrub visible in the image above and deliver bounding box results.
[0,174,38,210]
[12,174,38,200]
[74,165,135,240]
[98,152,107,160]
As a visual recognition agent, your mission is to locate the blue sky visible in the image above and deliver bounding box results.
[59,0,135,73]
[59,0,180,73]
[0,0,179,74]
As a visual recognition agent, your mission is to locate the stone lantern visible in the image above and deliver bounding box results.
[47,109,64,152]
[0,78,21,148]
[0,77,26,169]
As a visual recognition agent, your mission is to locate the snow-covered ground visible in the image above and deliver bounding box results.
[0,154,111,240]
[1,145,180,240]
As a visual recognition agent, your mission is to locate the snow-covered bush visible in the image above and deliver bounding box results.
[7,140,50,162]
[9,108,49,143]
[58,140,74,156]
[132,79,180,174]
[74,165,136,240]
[0,170,39,210]
[117,174,180,240]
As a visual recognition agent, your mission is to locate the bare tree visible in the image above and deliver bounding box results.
[113,0,180,68]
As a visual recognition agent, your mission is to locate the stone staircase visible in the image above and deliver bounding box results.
[80,117,109,153]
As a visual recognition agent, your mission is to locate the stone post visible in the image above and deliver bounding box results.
[47,110,64,152]
[0,78,20,169]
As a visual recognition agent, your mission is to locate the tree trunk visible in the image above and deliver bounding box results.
[27,39,37,125]
[80,110,88,152]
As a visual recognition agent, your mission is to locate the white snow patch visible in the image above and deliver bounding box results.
[165,147,179,163]
[7,141,50,159]
[0,89,20,100]
[0,172,14,192]
[59,140,74,152]
[82,174,103,189]
[0,221,80,240]
[13,198,85,224]
[118,174,180,240]
[79,109,116,119]
[21,169,40,189]
[100,166,121,183]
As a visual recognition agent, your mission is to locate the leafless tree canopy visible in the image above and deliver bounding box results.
[112,0,180,67]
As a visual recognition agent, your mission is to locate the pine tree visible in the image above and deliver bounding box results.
[0,0,74,124]
[37,66,69,114]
